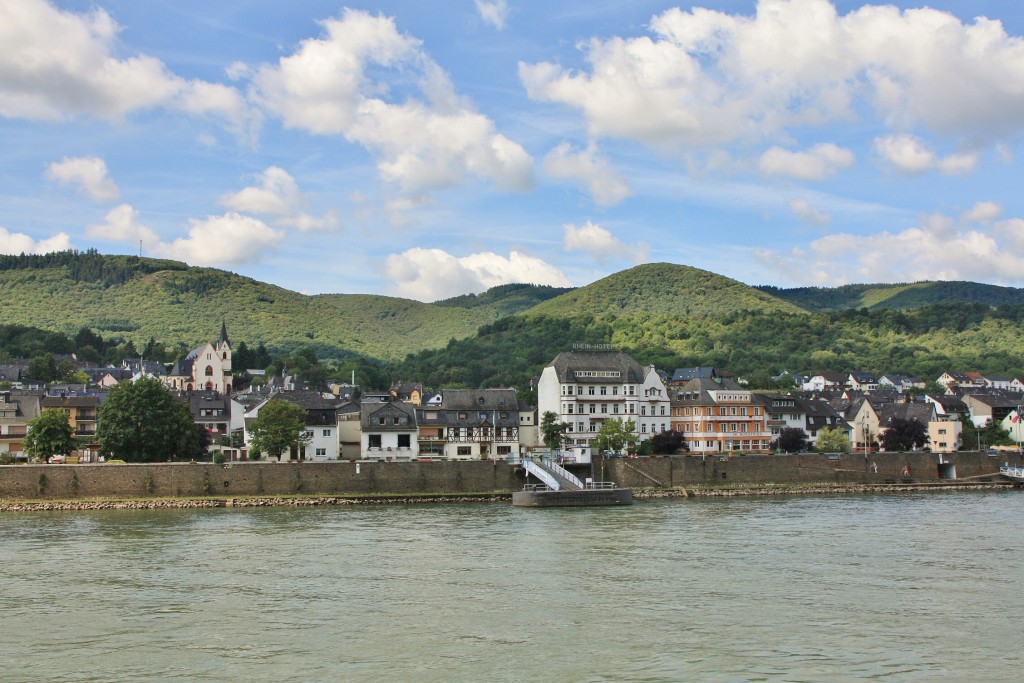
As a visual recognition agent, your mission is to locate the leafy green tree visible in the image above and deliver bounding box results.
[27,353,58,382]
[773,427,810,453]
[540,411,569,451]
[24,409,76,461]
[593,418,638,456]
[880,418,928,451]
[97,378,200,462]
[249,399,311,460]
[815,426,851,453]
[648,429,688,454]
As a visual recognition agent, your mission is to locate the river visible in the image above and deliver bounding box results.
[2,491,1022,682]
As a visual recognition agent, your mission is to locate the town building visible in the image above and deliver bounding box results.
[670,375,772,454]
[165,322,232,393]
[0,390,40,461]
[416,388,521,461]
[537,350,670,463]
[360,400,419,461]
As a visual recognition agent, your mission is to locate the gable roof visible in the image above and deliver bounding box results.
[547,351,647,384]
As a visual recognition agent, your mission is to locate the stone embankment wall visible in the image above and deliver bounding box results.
[0,460,521,500]
[601,450,1024,489]
[0,451,1019,501]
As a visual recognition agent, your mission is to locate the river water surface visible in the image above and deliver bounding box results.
[2,491,1022,682]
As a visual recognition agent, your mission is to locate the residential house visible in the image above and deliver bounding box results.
[669,367,722,391]
[242,389,341,461]
[980,375,1013,391]
[848,371,878,392]
[415,388,522,461]
[878,374,924,393]
[929,418,962,453]
[389,383,423,404]
[360,400,418,461]
[0,390,41,460]
[671,376,772,454]
[925,393,969,422]
[802,371,848,392]
[962,392,1021,428]
[180,389,232,454]
[537,351,670,463]
[876,402,937,451]
[40,392,102,461]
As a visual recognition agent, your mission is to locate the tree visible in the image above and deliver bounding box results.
[593,418,638,456]
[97,378,200,462]
[248,399,311,461]
[540,411,569,451]
[648,429,688,455]
[773,427,810,453]
[27,353,58,382]
[880,418,928,451]
[23,409,76,462]
[816,426,851,453]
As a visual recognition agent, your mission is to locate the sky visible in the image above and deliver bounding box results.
[2,0,1024,302]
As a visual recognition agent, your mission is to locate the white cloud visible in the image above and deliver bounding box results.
[153,212,283,265]
[45,156,119,202]
[475,0,509,30]
[756,212,1024,286]
[0,0,252,132]
[759,144,854,181]
[0,227,72,254]
[520,0,1024,150]
[219,166,338,232]
[543,143,632,206]
[788,199,831,227]
[87,204,159,245]
[563,221,649,264]
[961,201,1002,224]
[252,8,532,193]
[384,247,571,301]
[874,134,979,175]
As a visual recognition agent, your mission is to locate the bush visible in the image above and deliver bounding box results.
[212,451,225,464]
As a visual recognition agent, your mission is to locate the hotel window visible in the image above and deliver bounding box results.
[600,386,607,395]
[740,407,747,416]
[730,407,737,416]
[613,404,620,414]
[613,387,619,395]
[567,405,574,414]
[601,404,608,414]
[566,386,573,395]
[589,386,595,395]
[590,404,596,414]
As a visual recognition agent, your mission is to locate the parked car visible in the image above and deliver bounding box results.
[47,455,65,464]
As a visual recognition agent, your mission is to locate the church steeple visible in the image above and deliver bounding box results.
[219,319,230,347]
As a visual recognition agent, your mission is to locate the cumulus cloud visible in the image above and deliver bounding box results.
[788,199,831,227]
[563,221,649,264]
[87,204,159,245]
[520,0,1024,150]
[543,143,633,206]
[219,167,338,232]
[475,0,509,30]
[251,8,532,193]
[153,212,283,265]
[45,156,119,202]
[0,0,252,132]
[384,247,571,301]
[962,201,1002,224]
[759,144,854,180]
[0,227,72,254]
[756,212,1024,286]
[874,134,979,175]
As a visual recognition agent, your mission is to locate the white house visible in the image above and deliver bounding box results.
[537,350,670,463]
[360,400,419,461]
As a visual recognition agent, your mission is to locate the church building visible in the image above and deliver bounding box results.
[165,322,233,394]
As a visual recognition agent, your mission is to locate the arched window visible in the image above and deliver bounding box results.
[205,365,214,376]
[206,381,214,391]
[222,352,228,360]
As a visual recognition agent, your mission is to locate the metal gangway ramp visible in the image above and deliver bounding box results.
[522,455,584,491]
[999,466,1024,481]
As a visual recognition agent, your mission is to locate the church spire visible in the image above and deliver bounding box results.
[219,319,230,346]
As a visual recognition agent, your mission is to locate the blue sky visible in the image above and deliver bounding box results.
[3,0,1024,301]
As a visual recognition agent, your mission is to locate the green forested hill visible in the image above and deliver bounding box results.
[0,251,543,362]
[5,252,1024,388]
[528,263,805,319]
[758,281,1024,312]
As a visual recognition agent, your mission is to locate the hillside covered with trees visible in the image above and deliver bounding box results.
[5,251,1024,392]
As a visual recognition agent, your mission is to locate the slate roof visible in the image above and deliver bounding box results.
[361,400,417,430]
[547,351,646,384]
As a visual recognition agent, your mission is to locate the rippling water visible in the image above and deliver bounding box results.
[2,491,1023,682]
